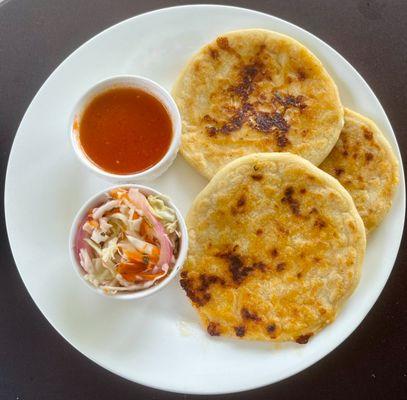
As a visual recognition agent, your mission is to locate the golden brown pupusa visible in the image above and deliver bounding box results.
[172,29,344,179]
[320,108,399,233]
[181,153,366,343]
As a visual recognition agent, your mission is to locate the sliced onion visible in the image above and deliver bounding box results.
[128,189,173,268]
[79,248,93,273]
[150,262,170,275]
[75,216,93,262]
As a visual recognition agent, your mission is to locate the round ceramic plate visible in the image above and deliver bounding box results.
[5,5,405,395]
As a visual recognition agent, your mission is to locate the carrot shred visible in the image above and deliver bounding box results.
[117,262,163,282]
[137,271,164,280]
[123,248,158,266]
[117,262,146,282]
[123,249,145,263]
[88,220,99,228]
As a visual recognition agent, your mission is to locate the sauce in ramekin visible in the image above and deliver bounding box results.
[79,87,172,174]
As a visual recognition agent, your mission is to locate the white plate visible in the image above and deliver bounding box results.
[5,5,405,395]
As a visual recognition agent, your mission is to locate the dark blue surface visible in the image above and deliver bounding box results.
[0,1,406,398]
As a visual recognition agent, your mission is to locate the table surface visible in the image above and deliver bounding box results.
[1,0,406,399]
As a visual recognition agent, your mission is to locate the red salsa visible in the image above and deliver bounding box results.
[79,87,172,174]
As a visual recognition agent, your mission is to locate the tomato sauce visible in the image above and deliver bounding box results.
[79,87,172,174]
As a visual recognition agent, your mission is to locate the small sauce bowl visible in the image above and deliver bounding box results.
[69,75,181,182]
[68,184,188,300]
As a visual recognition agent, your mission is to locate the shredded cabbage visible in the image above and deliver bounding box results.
[76,188,180,294]
[148,195,176,221]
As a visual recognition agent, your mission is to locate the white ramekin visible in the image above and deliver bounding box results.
[68,184,188,300]
[69,75,181,182]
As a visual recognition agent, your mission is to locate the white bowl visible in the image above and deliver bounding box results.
[69,75,181,182]
[68,184,188,299]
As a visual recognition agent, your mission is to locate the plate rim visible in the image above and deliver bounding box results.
[4,4,406,395]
